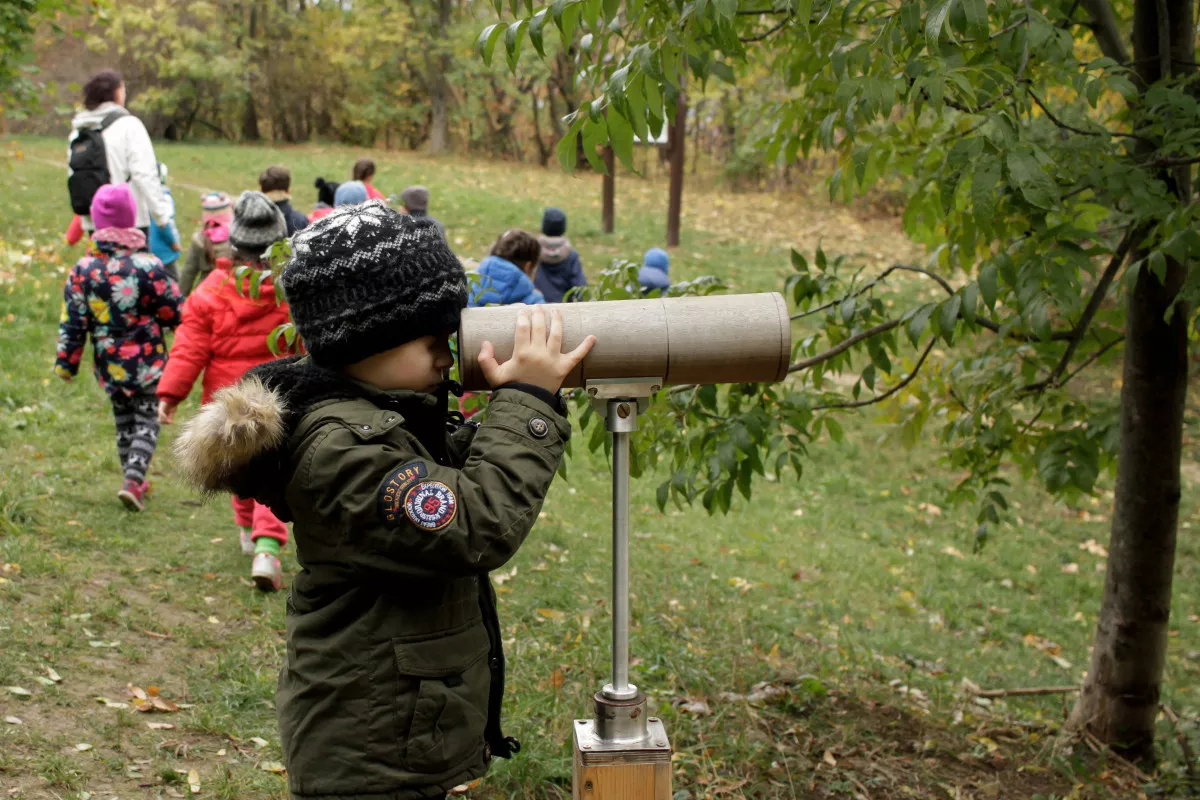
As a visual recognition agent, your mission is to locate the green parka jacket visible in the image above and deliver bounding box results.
[175,356,570,799]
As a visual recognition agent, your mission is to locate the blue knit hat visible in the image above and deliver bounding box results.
[643,247,669,273]
[334,180,369,207]
[542,207,567,237]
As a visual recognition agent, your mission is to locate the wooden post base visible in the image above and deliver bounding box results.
[571,719,672,800]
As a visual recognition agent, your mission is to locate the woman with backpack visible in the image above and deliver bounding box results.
[178,192,234,296]
[67,70,172,236]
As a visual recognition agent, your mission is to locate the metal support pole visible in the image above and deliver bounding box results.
[604,399,638,702]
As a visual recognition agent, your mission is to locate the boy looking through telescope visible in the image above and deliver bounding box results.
[172,200,595,800]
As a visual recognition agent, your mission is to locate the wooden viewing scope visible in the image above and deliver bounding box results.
[457,292,792,391]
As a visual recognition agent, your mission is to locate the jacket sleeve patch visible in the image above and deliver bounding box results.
[403,481,458,532]
[378,461,429,525]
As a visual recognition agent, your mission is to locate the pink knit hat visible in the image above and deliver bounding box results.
[91,184,137,230]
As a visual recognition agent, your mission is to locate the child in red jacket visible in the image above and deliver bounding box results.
[157,191,298,591]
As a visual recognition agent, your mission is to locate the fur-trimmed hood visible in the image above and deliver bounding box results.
[174,356,455,506]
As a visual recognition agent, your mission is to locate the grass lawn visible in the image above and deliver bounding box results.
[1,137,1197,799]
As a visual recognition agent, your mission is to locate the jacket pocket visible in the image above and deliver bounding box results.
[394,623,491,774]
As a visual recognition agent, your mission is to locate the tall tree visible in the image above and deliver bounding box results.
[491,0,1198,759]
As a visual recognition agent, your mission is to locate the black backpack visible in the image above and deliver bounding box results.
[67,109,127,216]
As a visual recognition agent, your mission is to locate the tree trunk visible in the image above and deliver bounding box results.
[530,84,550,166]
[239,0,261,141]
[1068,0,1192,762]
[666,90,686,248]
[427,0,452,153]
[602,145,615,233]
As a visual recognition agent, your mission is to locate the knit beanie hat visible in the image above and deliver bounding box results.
[91,183,137,230]
[229,191,287,256]
[542,207,567,237]
[281,200,467,367]
[314,177,339,208]
[201,191,232,212]
[400,185,430,213]
[643,247,669,273]
[333,180,368,207]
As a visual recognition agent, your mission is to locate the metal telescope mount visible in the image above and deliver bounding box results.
[573,377,672,760]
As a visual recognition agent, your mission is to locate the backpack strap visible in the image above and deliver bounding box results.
[98,108,128,131]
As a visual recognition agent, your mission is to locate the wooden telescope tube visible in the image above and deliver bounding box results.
[457,292,792,391]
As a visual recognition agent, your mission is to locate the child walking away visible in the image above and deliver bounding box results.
[55,184,183,511]
[638,247,671,294]
[352,158,386,201]
[259,165,309,236]
[469,229,545,307]
[148,162,183,281]
[179,192,234,296]
[173,200,594,799]
[309,177,339,222]
[399,185,446,240]
[535,207,587,302]
[157,191,296,591]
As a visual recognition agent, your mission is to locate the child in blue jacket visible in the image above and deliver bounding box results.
[148,162,182,281]
[469,229,546,307]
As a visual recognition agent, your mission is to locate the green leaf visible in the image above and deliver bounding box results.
[607,106,636,171]
[1031,303,1050,341]
[581,115,608,172]
[937,294,961,342]
[791,249,809,272]
[1006,149,1058,210]
[863,363,877,390]
[840,297,856,325]
[906,303,934,346]
[960,283,978,324]
[603,0,620,20]
[477,23,505,66]
[978,262,998,309]
[962,0,987,40]
[711,60,736,84]
[825,416,845,443]
[528,9,548,57]
[925,0,954,49]
[504,20,527,71]
[656,481,669,511]
[557,127,579,172]
[970,160,1000,226]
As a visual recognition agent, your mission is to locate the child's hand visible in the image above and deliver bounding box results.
[171,241,183,252]
[478,306,595,394]
[157,400,177,425]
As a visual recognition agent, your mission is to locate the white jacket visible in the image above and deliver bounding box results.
[68,102,171,230]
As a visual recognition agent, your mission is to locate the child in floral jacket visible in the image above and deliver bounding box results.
[55,183,183,511]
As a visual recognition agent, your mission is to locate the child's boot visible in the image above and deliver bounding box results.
[251,537,282,592]
[118,479,148,512]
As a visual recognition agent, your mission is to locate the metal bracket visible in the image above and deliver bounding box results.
[574,717,672,765]
[585,377,662,417]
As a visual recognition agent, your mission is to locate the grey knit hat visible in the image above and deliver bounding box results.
[229,191,287,256]
[280,200,467,367]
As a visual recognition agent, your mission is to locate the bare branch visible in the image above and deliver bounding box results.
[740,12,793,42]
[812,339,936,410]
[736,7,791,14]
[970,685,1079,698]
[1079,0,1132,65]
[788,318,901,373]
[1027,89,1152,143]
[1021,227,1142,393]
[1057,335,1125,387]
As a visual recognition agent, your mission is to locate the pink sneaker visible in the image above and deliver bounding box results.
[117,480,148,512]
[251,552,282,592]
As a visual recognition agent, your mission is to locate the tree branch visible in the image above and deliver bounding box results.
[1079,0,1131,65]
[1027,89,1152,143]
[1021,227,1142,393]
[788,318,901,373]
[740,12,793,42]
[812,339,936,410]
[1057,335,1125,387]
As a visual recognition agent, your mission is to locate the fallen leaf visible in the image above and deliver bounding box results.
[549,669,564,690]
[1079,539,1108,558]
[151,696,180,713]
[34,676,56,687]
[1049,655,1073,670]
[259,761,286,774]
[1060,563,1080,574]
[209,537,224,543]
[4,716,22,725]
[5,686,31,698]
[45,667,62,683]
[792,508,804,517]
[918,503,943,516]
[146,722,175,730]
[75,743,92,751]
[147,686,160,697]
[216,749,227,757]
[166,788,185,799]
[672,697,712,716]
[941,546,965,559]
[207,616,220,625]
[188,768,201,794]
[535,608,565,621]
[95,697,129,709]
[127,684,148,701]
[249,736,269,749]
[823,749,837,767]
